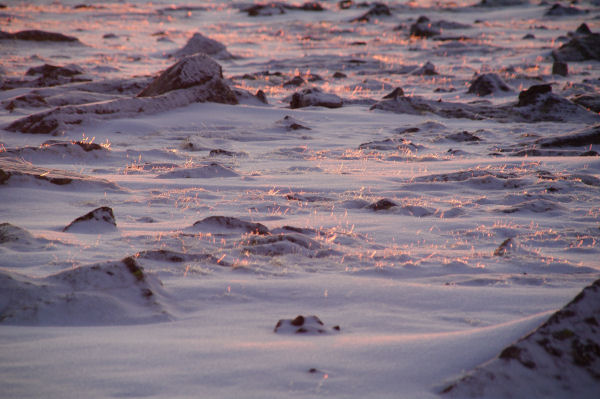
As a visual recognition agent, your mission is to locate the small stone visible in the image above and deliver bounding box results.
[517,84,552,107]
[368,199,398,211]
[552,61,568,76]
[382,87,404,100]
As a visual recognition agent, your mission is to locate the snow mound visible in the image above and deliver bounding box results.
[155,163,239,178]
[0,157,121,190]
[290,88,343,109]
[191,216,270,235]
[442,279,600,398]
[0,223,49,251]
[241,232,337,257]
[172,32,234,60]
[0,257,171,325]
[274,315,341,334]
[468,73,512,96]
[63,207,117,233]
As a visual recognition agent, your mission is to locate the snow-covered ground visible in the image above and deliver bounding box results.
[1,1,599,397]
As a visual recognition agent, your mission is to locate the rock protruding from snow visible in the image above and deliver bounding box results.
[468,73,512,96]
[367,199,398,211]
[192,216,270,235]
[63,207,117,233]
[290,88,343,109]
[410,16,441,38]
[139,53,231,98]
[441,279,600,398]
[552,61,568,76]
[172,32,233,60]
[412,61,437,76]
[544,3,587,16]
[0,29,79,42]
[350,3,391,22]
[0,257,170,325]
[7,55,238,134]
[552,26,600,62]
[274,315,341,334]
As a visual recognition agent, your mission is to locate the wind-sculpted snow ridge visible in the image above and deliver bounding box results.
[6,54,238,134]
[441,279,600,398]
[0,156,121,190]
[0,257,171,325]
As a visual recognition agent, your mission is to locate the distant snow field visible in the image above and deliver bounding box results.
[1,0,599,398]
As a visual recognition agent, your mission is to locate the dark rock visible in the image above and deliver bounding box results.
[350,2,391,22]
[575,23,592,35]
[290,88,343,109]
[468,73,511,96]
[447,131,481,142]
[552,32,600,62]
[138,53,236,103]
[299,2,324,11]
[333,71,347,79]
[410,16,441,38]
[552,61,568,76]
[274,315,339,334]
[244,3,286,16]
[172,32,233,59]
[522,33,535,39]
[412,61,437,76]
[102,33,118,39]
[338,0,354,9]
[499,345,536,369]
[382,87,404,100]
[255,89,268,104]
[367,199,398,211]
[279,115,311,130]
[63,207,117,233]
[283,75,305,87]
[208,149,236,157]
[0,29,79,42]
[516,84,552,107]
[122,256,145,282]
[545,3,587,16]
[26,64,83,78]
[476,0,528,6]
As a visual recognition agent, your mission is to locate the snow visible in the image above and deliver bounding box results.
[1,0,599,398]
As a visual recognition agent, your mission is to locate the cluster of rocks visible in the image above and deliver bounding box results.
[274,315,340,334]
